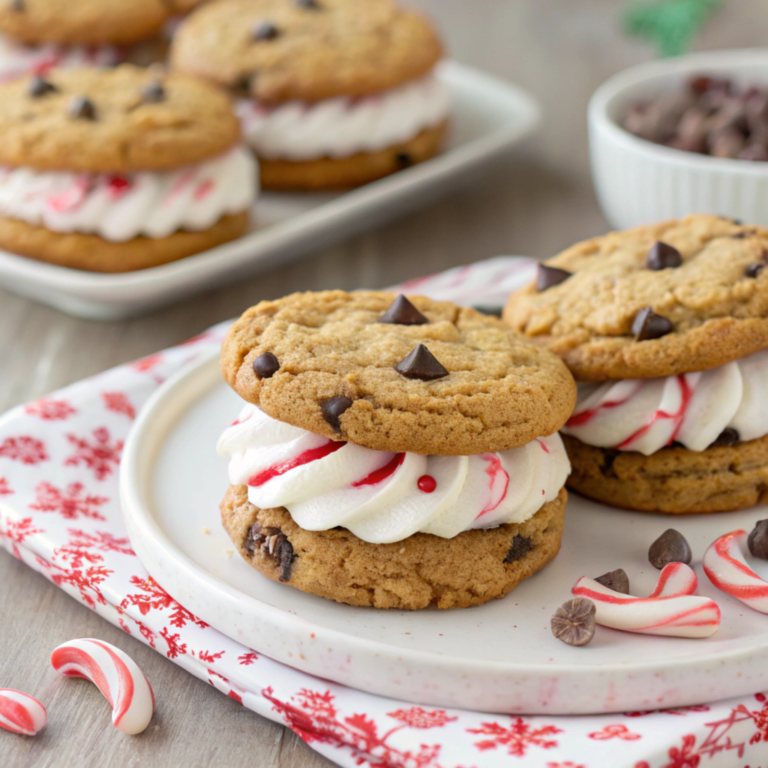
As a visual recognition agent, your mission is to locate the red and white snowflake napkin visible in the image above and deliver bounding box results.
[1,256,768,768]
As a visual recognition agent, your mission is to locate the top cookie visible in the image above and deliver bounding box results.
[170,0,443,104]
[0,0,171,46]
[503,215,768,381]
[0,65,241,173]
[221,290,576,456]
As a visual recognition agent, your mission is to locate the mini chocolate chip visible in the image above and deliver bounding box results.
[252,352,279,379]
[321,395,353,430]
[395,344,449,381]
[646,241,682,270]
[68,95,97,121]
[537,264,571,291]
[270,533,295,582]
[732,232,750,239]
[295,0,321,8]
[232,72,256,96]
[10,0,24,10]
[141,81,165,104]
[648,529,692,570]
[748,520,768,560]
[379,294,428,325]
[244,521,264,554]
[28,76,57,98]
[252,20,280,41]
[632,306,673,341]
[503,535,533,563]
[551,597,596,646]
[709,427,740,447]
[594,568,630,594]
[600,450,619,478]
[395,151,412,168]
[745,262,765,278]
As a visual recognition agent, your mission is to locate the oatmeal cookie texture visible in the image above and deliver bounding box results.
[221,290,577,455]
[563,433,768,514]
[170,0,443,103]
[0,65,241,173]
[503,215,768,381]
[220,484,567,610]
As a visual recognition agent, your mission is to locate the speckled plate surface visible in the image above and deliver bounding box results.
[121,351,768,715]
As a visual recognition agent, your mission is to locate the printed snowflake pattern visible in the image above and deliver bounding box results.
[132,353,163,372]
[238,651,259,666]
[0,477,12,495]
[160,627,187,659]
[102,391,136,420]
[589,724,641,741]
[468,718,562,757]
[198,650,225,664]
[121,575,208,629]
[65,427,123,481]
[0,436,48,465]
[0,516,44,559]
[24,398,76,421]
[387,707,458,729]
[30,481,109,521]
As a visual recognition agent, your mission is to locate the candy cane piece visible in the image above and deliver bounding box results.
[0,690,47,736]
[572,563,720,638]
[50,639,154,735]
[703,530,768,614]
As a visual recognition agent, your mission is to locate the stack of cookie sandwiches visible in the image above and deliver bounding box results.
[0,64,257,272]
[171,0,450,190]
[504,214,768,514]
[0,0,206,81]
[217,291,576,609]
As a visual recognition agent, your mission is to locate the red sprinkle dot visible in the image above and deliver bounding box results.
[418,475,437,493]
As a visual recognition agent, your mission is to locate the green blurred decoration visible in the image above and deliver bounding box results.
[624,0,725,57]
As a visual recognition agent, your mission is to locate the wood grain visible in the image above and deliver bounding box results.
[3,1,767,765]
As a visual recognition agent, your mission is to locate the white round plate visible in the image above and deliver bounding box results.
[121,351,768,715]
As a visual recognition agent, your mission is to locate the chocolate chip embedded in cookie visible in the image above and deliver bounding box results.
[503,215,768,381]
[220,290,577,455]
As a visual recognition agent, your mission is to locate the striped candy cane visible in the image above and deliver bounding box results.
[572,562,721,638]
[0,689,47,736]
[703,530,768,614]
[50,639,154,735]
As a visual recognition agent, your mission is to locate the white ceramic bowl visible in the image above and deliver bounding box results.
[589,49,768,229]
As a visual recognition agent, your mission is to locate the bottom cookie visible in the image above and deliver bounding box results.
[220,483,566,610]
[563,433,768,514]
[258,122,448,191]
[0,212,249,272]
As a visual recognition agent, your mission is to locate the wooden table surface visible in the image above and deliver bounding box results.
[3,2,767,765]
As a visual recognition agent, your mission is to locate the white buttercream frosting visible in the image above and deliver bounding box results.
[562,348,768,455]
[217,404,570,545]
[0,145,257,242]
[0,33,122,82]
[235,71,451,162]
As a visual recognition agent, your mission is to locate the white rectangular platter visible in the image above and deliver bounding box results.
[0,62,539,320]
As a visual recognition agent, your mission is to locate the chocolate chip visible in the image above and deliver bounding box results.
[295,0,321,8]
[395,151,412,168]
[748,520,768,560]
[68,95,97,121]
[745,262,765,278]
[537,264,571,291]
[594,568,630,594]
[252,352,279,379]
[646,241,682,270]
[28,76,57,98]
[232,72,256,96]
[379,295,428,325]
[244,523,295,581]
[141,81,165,104]
[321,395,353,430]
[395,344,449,381]
[10,0,24,10]
[648,529,692,570]
[244,521,264,554]
[551,597,596,646]
[503,535,533,563]
[709,427,740,447]
[599,450,619,478]
[632,307,673,341]
[252,20,280,41]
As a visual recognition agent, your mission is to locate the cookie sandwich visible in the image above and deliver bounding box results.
[216,291,576,610]
[0,0,206,81]
[503,214,768,514]
[171,0,450,190]
[0,64,257,272]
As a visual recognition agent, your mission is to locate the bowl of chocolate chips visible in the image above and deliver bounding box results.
[589,49,768,229]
